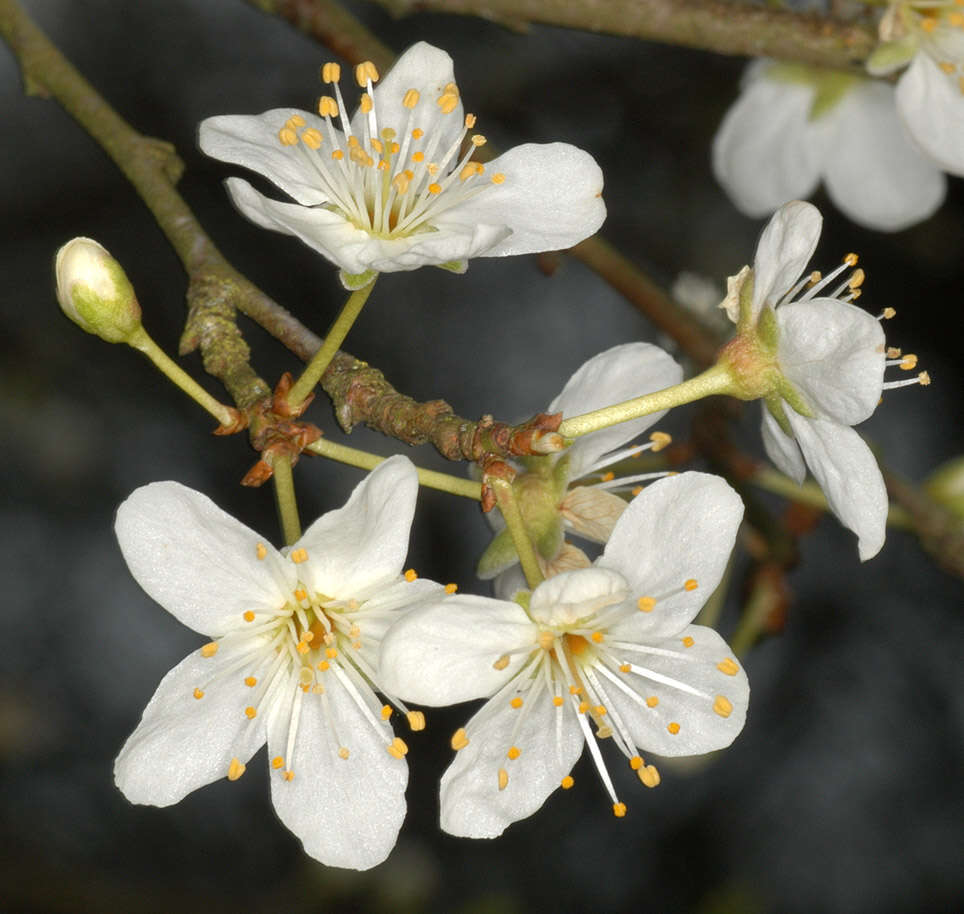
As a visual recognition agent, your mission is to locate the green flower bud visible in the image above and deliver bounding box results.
[55,237,142,343]
[924,457,964,520]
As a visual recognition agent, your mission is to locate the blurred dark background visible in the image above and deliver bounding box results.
[2,1,962,912]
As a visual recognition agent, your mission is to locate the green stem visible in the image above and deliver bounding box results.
[305,439,482,500]
[272,454,302,545]
[127,326,236,427]
[286,278,377,410]
[558,363,736,439]
[490,477,544,590]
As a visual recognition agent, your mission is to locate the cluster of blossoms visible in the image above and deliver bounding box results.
[714,2,964,231]
[90,38,928,873]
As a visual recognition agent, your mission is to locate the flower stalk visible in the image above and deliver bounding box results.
[271,452,302,545]
[488,474,545,590]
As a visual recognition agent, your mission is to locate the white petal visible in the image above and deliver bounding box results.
[599,473,744,640]
[529,566,629,627]
[365,220,511,271]
[712,70,829,221]
[786,413,887,560]
[492,564,530,603]
[296,456,419,600]
[760,405,806,484]
[439,687,584,838]
[559,486,628,543]
[776,297,885,425]
[548,343,683,477]
[896,53,964,177]
[823,80,946,231]
[199,109,333,205]
[600,625,749,756]
[435,142,606,256]
[115,482,294,638]
[752,200,823,318]
[114,640,271,806]
[267,666,406,870]
[378,595,537,706]
[351,42,463,156]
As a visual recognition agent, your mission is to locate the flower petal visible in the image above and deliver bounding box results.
[786,413,887,560]
[378,595,537,706]
[548,343,683,477]
[199,109,334,206]
[115,481,294,638]
[712,67,829,222]
[752,200,823,318]
[559,486,629,543]
[776,297,885,425]
[492,564,530,603]
[435,142,605,256]
[823,80,945,231]
[295,456,419,600]
[599,624,748,756]
[114,640,270,806]
[896,53,964,178]
[266,665,406,870]
[439,687,584,838]
[599,473,743,640]
[528,566,629,627]
[760,404,806,484]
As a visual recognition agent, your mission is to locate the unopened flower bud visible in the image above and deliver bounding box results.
[55,237,142,343]
[924,457,964,521]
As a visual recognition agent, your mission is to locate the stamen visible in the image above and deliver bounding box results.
[256,542,267,560]
[227,758,246,781]
[561,775,575,789]
[355,60,379,87]
[498,768,509,791]
[321,62,341,84]
[717,657,740,676]
[404,568,418,582]
[445,583,458,594]
[882,372,930,390]
[318,96,339,119]
[613,802,627,818]
[713,695,733,718]
[271,756,284,769]
[387,737,408,759]
[667,722,681,735]
[381,704,392,720]
[192,688,204,700]
[451,728,470,750]
[638,764,660,788]
[877,307,896,320]
[200,642,218,658]
[406,710,426,731]
[290,548,308,564]
[403,88,420,109]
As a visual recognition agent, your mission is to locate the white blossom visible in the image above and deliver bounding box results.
[199,42,605,288]
[381,472,749,838]
[713,59,946,231]
[113,457,440,870]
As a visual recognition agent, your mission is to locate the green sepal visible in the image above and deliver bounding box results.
[436,259,468,274]
[767,61,861,121]
[735,270,756,334]
[756,304,780,352]
[477,527,519,579]
[866,37,917,77]
[774,376,816,420]
[338,268,377,291]
[513,590,532,611]
[764,395,794,438]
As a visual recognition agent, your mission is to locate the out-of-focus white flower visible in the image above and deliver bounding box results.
[719,201,930,560]
[713,60,945,231]
[869,2,964,177]
[113,457,440,870]
[199,42,605,288]
[477,343,682,597]
[381,472,748,837]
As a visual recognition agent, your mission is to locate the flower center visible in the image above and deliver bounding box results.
[276,60,505,239]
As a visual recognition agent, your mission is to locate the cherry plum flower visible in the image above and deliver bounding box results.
[199,42,605,288]
[381,472,749,837]
[113,457,440,870]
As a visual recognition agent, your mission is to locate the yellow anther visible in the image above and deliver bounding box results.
[552,696,564,707]
[301,128,322,150]
[591,631,604,643]
[561,775,574,789]
[900,354,918,370]
[471,134,486,147]
[359,92,373,114]
[613,802,627,818]
[537,631,554,651]
[387,737,408,759]
[350,146,373,167]
[717,657,740,676]
[510,697,523,709]
[317,660,329,672]
[459,163,478,182]
[507,746,521,760]
[391,141,400,154]
[412,150,425,163]
[843,252,859,267]
[578,701,590,714]
[392,172,410,194]
[464,113,476,128]
[286,114,306,129]
[290,548,308,564]
[649,430,672,451]
[632,486,643,496]
[403,88,420,109]
[271,756,284,769]
[355,60,379,87]
[294,588,307,602]
[325,647,338,659]
[331,149,344,161]
[940,60,957,75]
[684,579,698,592]
[952,12,964,26]
[491,173,506,184]
[958,75,964,94]
[637,596,656,613]
[244,676,257,687]
[192,687,204,700]
[451,728,470,750]
[493,654,510,670]
[428,182,442,195]
[638,764,661,788]
[595,706,607,716]
[244,706,257,720]
[427,163,439,175]
[921,16,937,32]
[569,685,582,695]
[243,610,256,623]
[318,96,339,119]
[619,663,632,673]
[256,542,267,560]
[498,768,509,791]
[886,347,902,359]
[667,722,681,735]
[600,471,615,483]
[808,270,821,285]
[296,641,309,655]
[444,582,458,594]
[377,160,389,172]
[283,770,295,782]
[919,371,931,386]
[321,62,341,84]
[882,307,896,319]
[629,755,644,770]
[407,710,426,731]
[646,696,659,708]
[298,667,314,686]
[404,568,418,582]
[227,758,246,781]
[848,268,865,289]
[200,642,219,658]
[682,636,695,648]
[370,137,383,154]
[333,746,348,760]
[412,127,424,140]
[278,127,298,146]
[713,695,734,718]
[437,92,459,114]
